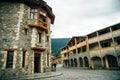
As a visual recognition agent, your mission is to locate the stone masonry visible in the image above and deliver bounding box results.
[0,0,55,78]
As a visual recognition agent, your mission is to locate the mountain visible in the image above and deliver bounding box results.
[51,38,70,57]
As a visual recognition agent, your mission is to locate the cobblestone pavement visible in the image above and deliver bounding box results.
[44,64,120,80]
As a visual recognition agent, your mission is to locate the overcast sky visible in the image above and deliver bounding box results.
[45,0,120,38]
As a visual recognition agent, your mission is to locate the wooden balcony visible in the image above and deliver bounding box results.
[69,46,76,51]
[61,50,68,54]
[112,30,120,38]
[28,19,48,31]
[88,37,98,44]
[77,41,87,47]
[98,32,112,41]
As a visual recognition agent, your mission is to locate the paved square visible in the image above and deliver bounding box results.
[44,65,120,80]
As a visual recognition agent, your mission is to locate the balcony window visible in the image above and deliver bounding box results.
[6,51,14,68]
[88,32,97,39]
[82,46,86,52]
[77,47,81,53]
[98,28,110,35]
[40,11,46,22]
[111,25,120,31]
[39,11,47,27]
[73,41,75,45]
[64,53,67,57]
[89,42,99,50]
[30,8,38,19]
[117,39,120,45]
[101,42,110,48]
[101,40,111,48]
[114,37,120,45]
[73,49,76,54]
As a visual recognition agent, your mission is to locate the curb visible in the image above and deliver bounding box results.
[0,72,63,80]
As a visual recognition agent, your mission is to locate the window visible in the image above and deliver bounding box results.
[40,11,46,17]
[30,8,38,19]
[98,28,110,35]
[111,25,120,31]
[88,32,97,39]
[40,11,46,22]
[101,42,111,48]
[6,51,14,68]
[38,33,41,43]
[89,42,99,50]
[24,28,28,35]
[47,36,49,41]
[47,53,49,67]
[64,53,67,57]
[77,47,81,53]
[82,46,86,52]
[73,49,76,54]
[40,11,47,27]
[22,51,26,67]
[116,38,120,45]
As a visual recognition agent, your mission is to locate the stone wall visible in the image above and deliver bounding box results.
[0,2,20,50]
[0,2,52,78]
[0,2,33,78]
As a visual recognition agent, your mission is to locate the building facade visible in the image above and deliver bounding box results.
[61,23,120,69]
[0,0,55,78]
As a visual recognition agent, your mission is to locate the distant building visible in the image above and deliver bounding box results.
[61,23,120,69]
[0,0,55,78]
[53,56,62,64]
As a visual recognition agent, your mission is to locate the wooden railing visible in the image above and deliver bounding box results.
[112,30,120,38]
[98,32,112,41]
[88,37,98,44]
[38,19,47,27]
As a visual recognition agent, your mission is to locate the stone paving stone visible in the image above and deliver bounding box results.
[44,65,120,80]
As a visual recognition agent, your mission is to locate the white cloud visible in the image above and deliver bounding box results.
[45,0,120,38]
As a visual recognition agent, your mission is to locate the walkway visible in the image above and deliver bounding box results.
[45,64,120,80]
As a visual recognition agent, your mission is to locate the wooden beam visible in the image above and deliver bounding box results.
[28,23,48,31]
[31,47,45,51]
[4,48,17,51]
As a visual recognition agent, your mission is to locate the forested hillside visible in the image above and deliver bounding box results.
[51,38,70,57]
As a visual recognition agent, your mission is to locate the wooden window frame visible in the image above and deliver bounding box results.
[30,8,38,20]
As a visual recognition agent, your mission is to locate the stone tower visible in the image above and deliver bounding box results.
[0,0,55,78]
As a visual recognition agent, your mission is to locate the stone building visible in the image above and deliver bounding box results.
[0,0,55,78]
[61,23,120,69]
